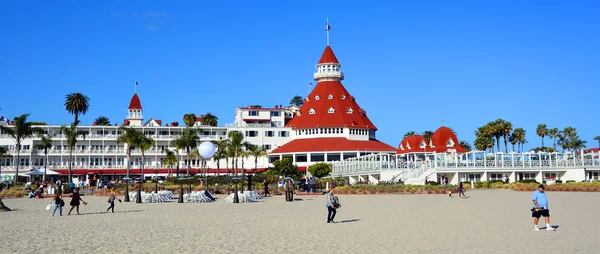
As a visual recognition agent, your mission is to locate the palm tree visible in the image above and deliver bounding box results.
[0,146,8,183]
[548,128,559,151]
[62,121,86,184]
[570,135,587,152]
[94,116,111,126]
[116,127,141,179]
[191,148,200,175]
[211,140,227,175]
[172,138,185,176]
[139,134,155,179]
[0,114,45,183]
[200,112,219,127]
[474,126,493,152]
[536,124,548,148]
[403,131,416,138]
[501,121,512,153]
[458,141,472,152]
[36,135,53,181]
[183,114,197,127]
[594,136,600,148]
[512,128,526,153]
[64,93,90,123]
[422,131,434,143]
[173,128,199,175]
[247,144,267,173]
[492,119,506,152]
[163,149,177,177]
[227,131,245,176]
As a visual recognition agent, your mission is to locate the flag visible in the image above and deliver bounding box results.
[136,81,138,85]
[326,22,330,31]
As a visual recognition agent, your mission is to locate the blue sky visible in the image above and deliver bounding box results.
[1,0,599,150]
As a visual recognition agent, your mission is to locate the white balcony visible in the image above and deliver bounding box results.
[314,71,344,80]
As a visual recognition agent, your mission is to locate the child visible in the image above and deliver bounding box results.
[457,182,466,199]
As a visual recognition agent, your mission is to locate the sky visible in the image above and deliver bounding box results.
[1,0,599,151]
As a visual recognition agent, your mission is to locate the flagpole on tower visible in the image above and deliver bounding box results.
[309,82,313,94]
[326,17,330,46]
[135,81,138,93]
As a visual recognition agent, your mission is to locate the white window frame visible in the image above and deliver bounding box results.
[315,95,320,100]
[328,107,335,113]
[346,108,353,114]
[328,94,333,99]
[309,108,316,114]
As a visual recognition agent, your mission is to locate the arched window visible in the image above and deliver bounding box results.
[346,108,353,114]
[309,108,316,114]
[328,107,335,113]
[328,94,333,99]
[315,95,320,100]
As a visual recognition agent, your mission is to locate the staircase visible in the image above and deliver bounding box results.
[403,162,436,185]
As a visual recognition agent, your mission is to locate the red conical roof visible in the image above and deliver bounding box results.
[318,46,339,64]
[285,81,377,130]
[128,93,142,110]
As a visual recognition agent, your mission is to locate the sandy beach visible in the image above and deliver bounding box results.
[1,190,599,253]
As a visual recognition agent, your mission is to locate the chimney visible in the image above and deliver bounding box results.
[10,120,14,125]
[279,104,282,109]
[249,105,253,109]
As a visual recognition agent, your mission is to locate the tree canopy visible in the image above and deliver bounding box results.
[307,162,332,178]
[290,95,303,107]
[268,158,300,178]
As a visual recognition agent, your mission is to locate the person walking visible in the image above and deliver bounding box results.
[263,179,270,197]
[532,184,553,231]
[308,177,316,193]
[106,189,119,213]
[457,182,466,199]
[52,192,63,216]
[68,188,87,215]
[325,187,338,223]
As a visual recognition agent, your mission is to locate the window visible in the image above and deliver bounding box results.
[327,153,341,161]
[271,121,282,127]
[489,173,505,181]
[420,141,426,148]
[249,111,258,116]
[343,153,357,160]
[245,130,258,137]
[309,108,316,114]
[346,108,353,114]
[328,94,333,99]
[311,153,325,162]
[328,107,335,113]
[278,131,289,137]
[446,139,455,147]
[341,95,346,99]
[263,144,272,150]
[315,95,320,100]
[270,111,280,117]
[269,155,280,163]
[265,131,274,137]
[295,154,307,162]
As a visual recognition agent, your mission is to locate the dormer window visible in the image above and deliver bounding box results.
[328,107,335,113]
[420,141,426,148]
[309,108,316,114]
[399,144,404,150]
[346,108,353,114]
[446,139,455,147]
[406,141,411,150]
[305,97,309,102]
[328,94,333,99]
[315,95,320,100]
[341,95,346,99]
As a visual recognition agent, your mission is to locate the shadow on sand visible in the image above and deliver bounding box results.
[336,219,360,224]
[75,210,144,216]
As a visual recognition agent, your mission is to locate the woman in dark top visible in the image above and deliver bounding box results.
[68,188,87,215]
[52,193,63,216]
[263,180,270,197]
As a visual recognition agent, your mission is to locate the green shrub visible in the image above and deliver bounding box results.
[425,181,439,186]
[518,179,538,184]
[556,180,563,184]
[566,180,576,183]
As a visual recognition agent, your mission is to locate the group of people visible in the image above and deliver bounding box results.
[51,187,121,216]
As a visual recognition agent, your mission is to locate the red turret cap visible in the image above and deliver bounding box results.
[318,46,339,64]
[128,94,142,110]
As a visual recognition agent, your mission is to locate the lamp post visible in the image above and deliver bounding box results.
[177,177,188,203]
[198,141,216,193]
[231,177,242,203]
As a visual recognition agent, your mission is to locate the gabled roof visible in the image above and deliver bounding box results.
[396,127,466,154]
[285,81,377,129]
[270,138,396,154]
[318,46,339,64]
[143,118,162,126]
[128,93,142,110]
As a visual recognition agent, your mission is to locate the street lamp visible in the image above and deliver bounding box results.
[176,177,190,203]
[198,141,216,192]
[231,177,243,203]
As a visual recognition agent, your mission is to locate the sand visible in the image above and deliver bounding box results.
[1,190,599,253]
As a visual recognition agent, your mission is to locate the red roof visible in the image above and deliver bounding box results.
[271,138,396,154]
[397,126,465,154]
[155,120,162,126]
[128,93,142,110]
[51,167,307,175]
[285,81,377,130]
[318,46,339,64]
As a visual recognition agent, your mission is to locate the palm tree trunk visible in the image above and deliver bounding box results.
[141,153,145,179]
[255,156,258,172]
[68,150,73,184]
[504,137,508,153]
[126,151,131,178]
[15,150,20,184]
[541,136,544,148]
[44,150,48,182]
[553,137,557,151]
